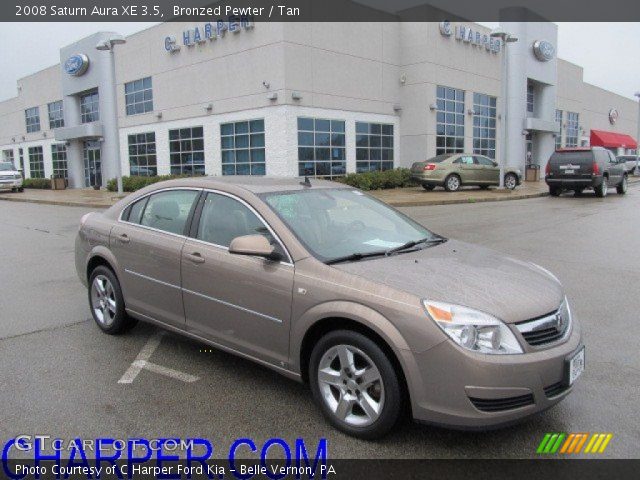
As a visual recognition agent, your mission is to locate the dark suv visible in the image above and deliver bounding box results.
[545,147,628,198]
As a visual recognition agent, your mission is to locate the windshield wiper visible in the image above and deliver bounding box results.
[325,251,388,265]
[385,237,447,256]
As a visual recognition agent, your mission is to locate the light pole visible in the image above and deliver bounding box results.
[490,28,518,188]
[96,35,126,194]
[635,92,640,175]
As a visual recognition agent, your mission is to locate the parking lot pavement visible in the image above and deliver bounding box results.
[1,185,639,459]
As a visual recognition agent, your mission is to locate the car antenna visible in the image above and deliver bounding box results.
[300,176,312,187]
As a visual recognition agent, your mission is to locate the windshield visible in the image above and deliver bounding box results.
[260,188,441,263]
[0,162,15,171]
[427,154,453,163]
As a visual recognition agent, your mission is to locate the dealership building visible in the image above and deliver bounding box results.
[0,20,638,188]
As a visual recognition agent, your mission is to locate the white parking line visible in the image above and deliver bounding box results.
[118,331,199,384]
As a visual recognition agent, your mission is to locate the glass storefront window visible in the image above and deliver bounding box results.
[297,117,346,178]
[555,110,563,149]
[355,122,394,172]
[48,101,64,129]
[472,93,497,159]
[125,77,153,115]
[220,119,265,175]
[169,127,205,175]
[28,146,44,178]
[436,86,465,155]
[128,132,157,176]
[566,112,579,147]
[80,91,100,123]
[25,107,40,133]
[51,144,68,179]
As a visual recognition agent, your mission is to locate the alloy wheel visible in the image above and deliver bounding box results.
[447,176,460,191]
[505,174,517,190]
[317,344,385,427]
[90,275,117,327]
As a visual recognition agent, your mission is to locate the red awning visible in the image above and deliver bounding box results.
[590,130,637,149]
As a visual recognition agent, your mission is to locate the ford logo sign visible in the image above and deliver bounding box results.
[532,40,555,62]
[64,54,90,76]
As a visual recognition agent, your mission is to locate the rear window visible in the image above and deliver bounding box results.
[427,154,453,163]
[550,151,594,164]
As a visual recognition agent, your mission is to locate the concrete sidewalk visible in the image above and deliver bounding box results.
[1,178,638,209]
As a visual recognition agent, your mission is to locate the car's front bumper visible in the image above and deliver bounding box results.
[0,178,22,190]
[403,319,582,429]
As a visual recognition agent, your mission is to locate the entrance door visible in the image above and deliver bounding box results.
[83,141,102,187]
[525,133,534,166]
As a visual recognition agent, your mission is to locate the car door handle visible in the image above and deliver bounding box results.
[118,233,130,244]
[185,252,205,264]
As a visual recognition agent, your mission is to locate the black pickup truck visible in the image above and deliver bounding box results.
[545,147,628,198]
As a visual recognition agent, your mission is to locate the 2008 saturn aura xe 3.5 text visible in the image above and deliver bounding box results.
[75,177,584,439]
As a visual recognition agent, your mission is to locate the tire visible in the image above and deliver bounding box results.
[444,174,461,192]
[504,173,518,190]
[88,266,137,334]
[421,184,435,191]
[549,187,561,197]
[617,175,628,195]
[595,178,608,198]
[309,330,402,440]
[574,188,584,197]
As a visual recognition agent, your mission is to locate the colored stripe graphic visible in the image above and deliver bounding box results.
[539,433,613,454]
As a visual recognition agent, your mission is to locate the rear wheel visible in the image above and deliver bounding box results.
[549,187,561,197]
[504,173,518,190]
[595,178,608,198]
[309,330,402,439]
[444,174,461,192]
[421,184,435,191]
[89,266,137,334]
[617,175,628,195]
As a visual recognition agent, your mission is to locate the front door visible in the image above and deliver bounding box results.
[181,191,294,366]
[475,155,500,184]
[83,141,102,187]
[456,155,482,183]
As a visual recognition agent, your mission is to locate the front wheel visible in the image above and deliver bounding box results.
[444,174,461,192]
[504,173,518,190]
[309,330,402,440]
[89,266,137,334]
[617,175,628,195]
[595,179,608,198]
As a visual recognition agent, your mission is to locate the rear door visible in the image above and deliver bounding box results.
[181,190,294,366]
[110,188,201,328]
[456,155,481,182]
[606,150,624,185]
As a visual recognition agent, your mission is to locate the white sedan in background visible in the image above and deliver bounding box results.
[0,162,24,192]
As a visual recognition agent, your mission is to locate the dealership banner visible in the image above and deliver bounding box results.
[4,0,640,21]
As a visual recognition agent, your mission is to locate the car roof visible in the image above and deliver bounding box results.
[136,176,349,194]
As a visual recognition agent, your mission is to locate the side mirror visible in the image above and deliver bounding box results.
[229,234,282,261]
[493,161,499,167]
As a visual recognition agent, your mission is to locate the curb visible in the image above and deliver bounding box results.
[0,196,111,209]
[381,191,549,207]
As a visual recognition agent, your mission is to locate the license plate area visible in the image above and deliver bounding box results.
[565,346,585,386]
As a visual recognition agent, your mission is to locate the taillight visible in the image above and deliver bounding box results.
[423,163,437,171]
[592,161,600,175]
[545,162,551,175]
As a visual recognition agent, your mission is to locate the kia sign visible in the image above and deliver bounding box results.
[63,54,90,76]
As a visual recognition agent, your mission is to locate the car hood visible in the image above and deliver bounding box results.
[332,239,563,324]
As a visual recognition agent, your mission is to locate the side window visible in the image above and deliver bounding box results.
[459,156,474,165]
[196,193,278,249]
[126,196,149,224]
[474,156,494,166]
[140,190,199,235]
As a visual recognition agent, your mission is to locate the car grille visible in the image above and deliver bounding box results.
[544,381,569,398]
[515,308,570,347]
[469,394,534,412]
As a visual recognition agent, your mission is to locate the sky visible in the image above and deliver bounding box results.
[0,22,639,102]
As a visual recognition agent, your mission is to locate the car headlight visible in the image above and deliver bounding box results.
[423,300,523,354]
